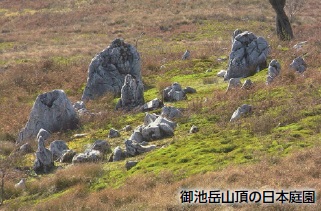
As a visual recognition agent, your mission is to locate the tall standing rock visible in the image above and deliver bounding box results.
[117,74,145,110]
[33,134,54,174]
[17,90,79,144]
[224,30,269,80]
[82,38,143,101]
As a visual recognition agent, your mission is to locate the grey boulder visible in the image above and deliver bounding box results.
[108,128,120,138]
[225,30,269,80]
[290,57,307,73]
[161,106,182,119]
[82,38,142,101]
[33,133,54,174]
[163,82,187,102]
[230,104,252,122]
[17,90,78,144]
[59,150,77,163]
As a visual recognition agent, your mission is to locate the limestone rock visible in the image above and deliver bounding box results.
[72,150,102,164]
[163,82,187,102]
[183,87,196,94]
[129,126,144,143]
[226,78,241,92]
[230,104,252,122]
[33,134,54,174]
[142,98,163,111]
[217,70,227,77]
[82,38,143,101]
[17,90,78,144]
[116,74,144,110]
[73,101,86,110]
[113,146,126,161]
[242,79,253,90]
[189,125,199,133]
[15,178,26,190]
[125,160,138,170]
[108,128,120,138]
[59,150,76,163]
[90,140,111,154]
[49,140,69,161]
[144,113,158,126]
[290,57,307,73]
[182,50,190,60]
[36,128,51,142]
[125,139,156,156]
[267,59,281,84]
[123,125,132,132]
[161,106,182,119]
[225,30,269,80]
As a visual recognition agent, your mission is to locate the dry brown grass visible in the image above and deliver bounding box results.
[9,147,319,211]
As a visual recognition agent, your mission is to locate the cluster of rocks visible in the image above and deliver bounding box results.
[72,140,111,164]
[29,128,112,174]
[163,82,196,102]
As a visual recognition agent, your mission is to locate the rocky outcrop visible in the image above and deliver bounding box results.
[82,38,142,101]
[225,30,269,80]
[267,59,281,84]
[17,90,78,144]
[33,130,54,174]
[116,74,144,110]
[290,57,307,73]
[230,104,252,122]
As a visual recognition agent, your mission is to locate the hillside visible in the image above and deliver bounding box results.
[0,0,321,210]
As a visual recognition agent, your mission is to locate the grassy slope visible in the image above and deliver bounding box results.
[1,0,321,210]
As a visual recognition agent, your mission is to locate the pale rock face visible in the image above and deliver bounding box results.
[230,104,252,122]
[17,90,78,144]
[225,30,269,80]
[82,38,143,101]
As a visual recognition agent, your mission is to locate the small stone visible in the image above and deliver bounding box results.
[189,125,199,133]
[108,128,120,138]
